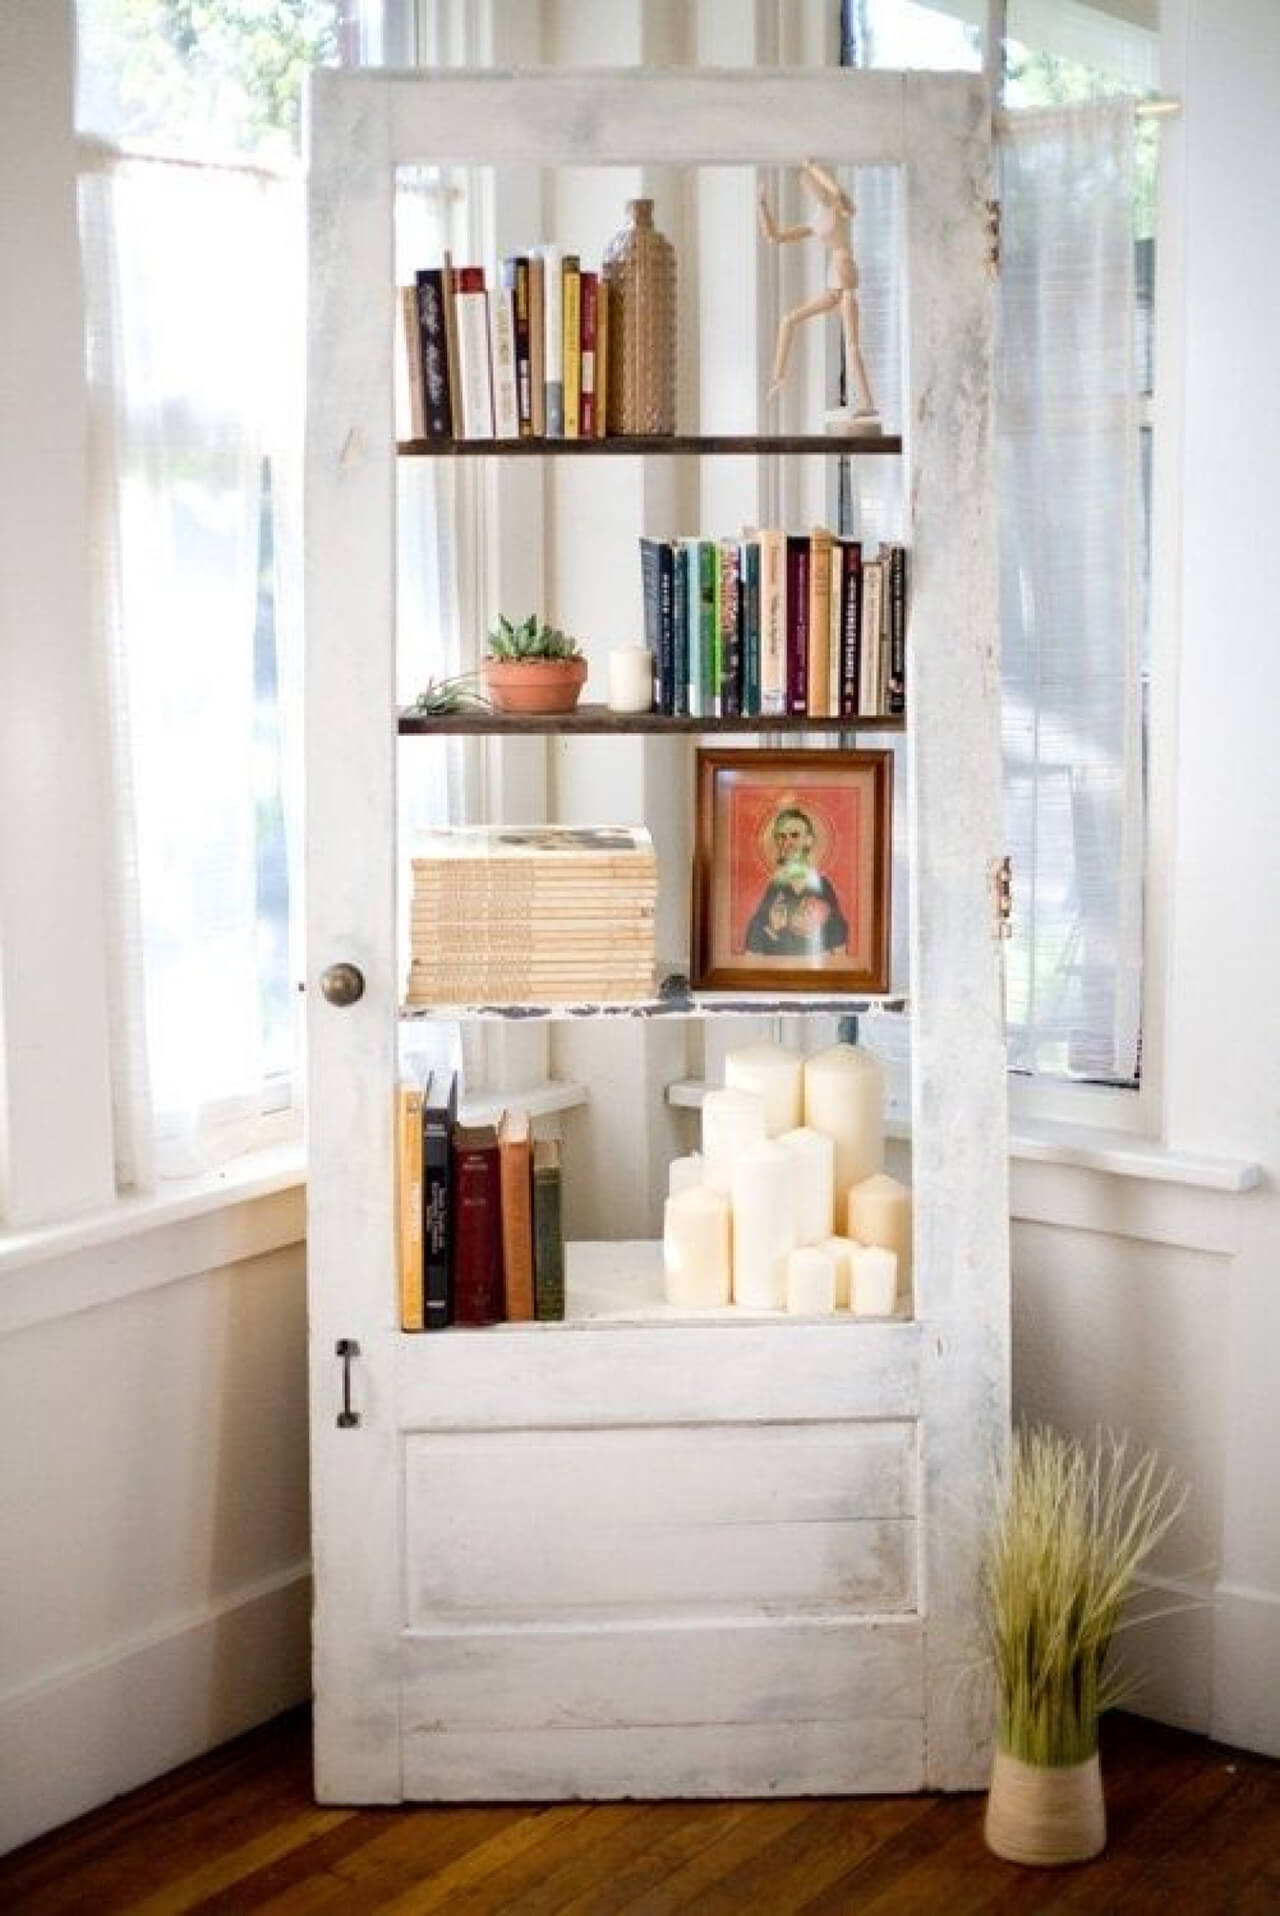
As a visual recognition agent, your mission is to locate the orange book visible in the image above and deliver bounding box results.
[498,1109,536,1321]
[396,1079,425,1330]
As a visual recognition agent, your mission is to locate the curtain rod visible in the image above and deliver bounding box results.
[995,96,1180,128]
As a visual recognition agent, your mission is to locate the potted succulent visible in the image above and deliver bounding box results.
[982,1424,1185,1868]
[482,614,588,716]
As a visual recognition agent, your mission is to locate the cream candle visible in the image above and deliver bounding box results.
[803,1042,885,1205]
[776,1125,835,1246]
[819,1234,858,1309]
[729,1138,796,1309]
[662,1185,731,1308]
[723,1040,804,1137]
[607,645,654,713]
[701,1086,767,1194]
[786,1244,838,1315]
[846,1171,912,1305]
[668,1152,704,1198]
[850,1242,898,1316]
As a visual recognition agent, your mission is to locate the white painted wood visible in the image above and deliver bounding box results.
[304,64,1004,1802]
[547,1235,911,1325]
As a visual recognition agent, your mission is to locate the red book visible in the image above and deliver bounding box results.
[784,534,810,717]
[579,270,599,439]
[838,537,863,719]
[449,1122,504,1326]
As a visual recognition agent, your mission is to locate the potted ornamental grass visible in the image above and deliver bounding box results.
[482,614,588,715]
[982,1424,1186,1868]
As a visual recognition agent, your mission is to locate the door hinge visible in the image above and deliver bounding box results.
[985,198,1002,277]
[991,856,1013,939]
[335,1337,361,1428]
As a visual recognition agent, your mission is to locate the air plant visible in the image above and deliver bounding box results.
[408,671,489,715]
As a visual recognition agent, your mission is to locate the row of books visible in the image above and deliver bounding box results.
[405,824,658,1006]
[397,248,609,445]
[639,531,908,721]
[396,1071,566,1330]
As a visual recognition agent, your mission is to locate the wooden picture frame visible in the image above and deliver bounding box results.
[691,748,893,994]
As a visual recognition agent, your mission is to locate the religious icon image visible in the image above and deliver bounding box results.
[756,158,880,434]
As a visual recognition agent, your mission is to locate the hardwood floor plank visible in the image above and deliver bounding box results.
[606,1802,818,1914]
[553,1803,756,1916]
[369,1804,597,1914]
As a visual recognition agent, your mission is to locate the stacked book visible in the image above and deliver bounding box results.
[406,824,658,1005]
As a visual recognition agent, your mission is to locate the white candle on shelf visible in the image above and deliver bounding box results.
[607,645,654,713]
[729,1138,796,1309]
[786,1244,838,1315]
[667,1152,704,1198]
[846,1171,912,1306]
[803,1042,885,1206]
[776,1125,835,1246]
[723,1040,804,1138]
[820,1235,858,1310]
[662,1186,731,1308]
[850,1243,898,1317]
[701,1086,766,1194]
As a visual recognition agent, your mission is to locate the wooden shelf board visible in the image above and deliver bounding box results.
[399,704,906,736]
[397,432,902,458]
[402,982,907,1022]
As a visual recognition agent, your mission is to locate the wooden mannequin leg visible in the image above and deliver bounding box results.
[769,289,840,399]
[840,291,877,416]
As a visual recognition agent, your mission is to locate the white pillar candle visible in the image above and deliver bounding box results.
[701,1086,766,1194]
[850,1243,898,1316]
[803,1042,885,1206]
[668,1152,704,1197]
[819,1234,858,1310]
[786,1244,838,1315]
[729,1138,796,1309]
[663,1186,731,1308]
[724,1040,804,1137]
[607,644,654,713]
[776,1125,835,1246]
[846,1171,912,1303]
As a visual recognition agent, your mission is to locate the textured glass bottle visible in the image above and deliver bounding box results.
[601,198,676,436]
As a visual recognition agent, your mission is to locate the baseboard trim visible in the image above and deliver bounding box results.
[0,1562,312,1856]
[1211,1581,1280,1758]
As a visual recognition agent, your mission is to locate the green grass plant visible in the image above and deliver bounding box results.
[983,1425,1186,1767]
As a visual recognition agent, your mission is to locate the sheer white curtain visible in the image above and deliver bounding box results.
[80,155,304,1183]
[998,101,1143,1083]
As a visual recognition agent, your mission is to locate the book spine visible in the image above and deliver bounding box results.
[453,267,494,440]
[859,556,883,717]
[828,539,842,718]
[542,244,563,436]
[594,278,609,438]
[697,539,719,719]
[422,1075,454,1330]
[396,285,426,442]
[839,538,863,718]
[785,534,810,716]
[527,253,546,437]
[441,252,463,445]
[449,1130,504,1326]
[639,537,664,708]
[739,537,761,717]
[718,538,742,719]
[488,284,520,440]
[562,255,581,439]
[532,1141,565,1321]
[758,528,786,716]
[671,539,690,717]
[498,1118,535,1322]
[808,528,833,718]
[579,270,598,440]
[503,256,533,438]
[414,268,453,440]
[887,542,907,715]
[396,1082,424,1331]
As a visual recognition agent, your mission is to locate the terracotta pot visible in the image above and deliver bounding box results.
[984,1749,1106,1867]
[482,657,588,716]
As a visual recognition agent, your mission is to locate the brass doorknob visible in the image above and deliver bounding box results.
[320,962,365,1007]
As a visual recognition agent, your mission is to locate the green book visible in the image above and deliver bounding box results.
[532,1137,565,1321]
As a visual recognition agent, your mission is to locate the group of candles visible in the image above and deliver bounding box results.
[662,1039,911,1317]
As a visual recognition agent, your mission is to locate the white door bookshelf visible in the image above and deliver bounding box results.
[305,64,1008,1803]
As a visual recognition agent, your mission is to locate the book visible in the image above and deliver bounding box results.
[532,1137,565,1321]
[396,285,426,442]
[541,243,564,436]
[527,252,546,437]
[859,555,885,716]
[414,267,453,440]
[758,527,787,716]
[579,269,599,439]
[562,254,582,439]
[886,541,908,715]
[695,538,719,718]
[410,823,657,866]
[423,1067,456,1330]
[718,538,742,719]
[487,282,520,439]
[808,526,834,718]
[395,1078,425,1330]
[828,537,843,718]
[838,538,863,718]
[671,535,689,715]
[497,1109,535,1322]
[453,266,494,439]
[441,251,463,445]
[449,1122,505,1325]
[785,533,811,716]
[639,537,675,714]
[594,276,609,438]
[740,536,761,717]
[502,255,533,438]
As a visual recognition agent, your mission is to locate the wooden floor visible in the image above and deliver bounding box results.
[2,1709,1278,1914]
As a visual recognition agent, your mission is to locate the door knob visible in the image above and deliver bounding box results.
[320,962,365,1007]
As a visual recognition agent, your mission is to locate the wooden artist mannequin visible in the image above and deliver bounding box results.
[757,158,879,432]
